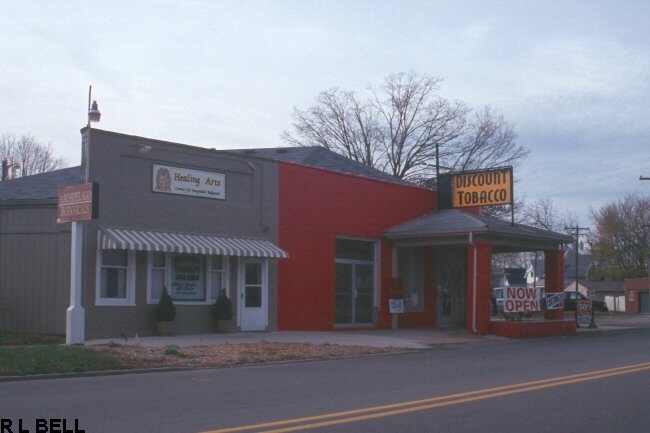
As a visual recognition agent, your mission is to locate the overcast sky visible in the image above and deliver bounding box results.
[1,0,648,226]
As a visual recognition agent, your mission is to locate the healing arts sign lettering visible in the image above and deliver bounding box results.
[153,164,226,200]
[503,286,541,313]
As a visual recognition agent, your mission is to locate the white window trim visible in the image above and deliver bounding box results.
[209,255,230,302]
[146,252,230,305]
[95,249,136,307]
[146,251,170,304]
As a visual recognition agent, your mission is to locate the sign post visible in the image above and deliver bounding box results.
[577,300,593,328]
[58,183,98,344]
[389,278,404,330]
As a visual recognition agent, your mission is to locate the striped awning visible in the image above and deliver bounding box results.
[99,227,289,259]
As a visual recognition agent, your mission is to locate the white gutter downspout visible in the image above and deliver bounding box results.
[469,232,478,334]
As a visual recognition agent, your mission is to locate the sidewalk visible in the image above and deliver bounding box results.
[85,314,650,350]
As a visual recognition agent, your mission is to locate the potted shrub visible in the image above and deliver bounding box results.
[155,287,176,335]
[214,290,234,333]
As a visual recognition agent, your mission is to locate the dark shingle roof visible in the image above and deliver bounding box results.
[225,146,412,185]
[0,166,83,201]
[385,209,573,243]
[577,280,625,293]
[504,268,527,285]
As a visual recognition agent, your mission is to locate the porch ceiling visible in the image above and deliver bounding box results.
[384,209,573,253]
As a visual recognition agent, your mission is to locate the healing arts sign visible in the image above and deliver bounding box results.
[153,164,226,200]
[503,286,542,313]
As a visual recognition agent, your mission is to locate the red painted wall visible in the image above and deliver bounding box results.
[490,320,576,338]
[277,162,436,330]
[625,278,649,313]
[544,249,565,321]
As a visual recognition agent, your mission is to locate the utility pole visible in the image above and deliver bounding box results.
[641,176,649,312]
[566,225,589,326]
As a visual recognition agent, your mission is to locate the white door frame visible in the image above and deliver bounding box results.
[238,258,268,331]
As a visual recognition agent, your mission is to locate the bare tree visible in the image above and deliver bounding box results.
[522,197,576,232]
[369,72,468,181]
[588,193,649,280]
[284,72,529,185]
[448,106,528,172]
[0,133,67,178]
[282,89,382,168]
[284,72,481,183]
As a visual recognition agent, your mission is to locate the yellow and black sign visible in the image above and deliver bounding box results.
[452,167,512,208]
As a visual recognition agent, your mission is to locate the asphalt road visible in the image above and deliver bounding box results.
[2,328,650,433]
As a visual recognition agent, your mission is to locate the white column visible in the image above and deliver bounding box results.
[66,221,85,344]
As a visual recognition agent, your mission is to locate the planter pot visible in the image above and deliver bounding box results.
[216,319,236,333]
[156,321,173,336]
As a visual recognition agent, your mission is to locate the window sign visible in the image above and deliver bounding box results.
[171,254,205,301]
[504,286,541,313]
[153,164,225,200]
[545,292,565,310]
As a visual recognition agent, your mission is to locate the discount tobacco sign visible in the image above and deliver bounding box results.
[452,167,513,208]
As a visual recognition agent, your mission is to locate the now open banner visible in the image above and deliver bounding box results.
[503,286,541,313]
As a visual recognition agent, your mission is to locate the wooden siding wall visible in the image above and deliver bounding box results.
[0,205,70,335]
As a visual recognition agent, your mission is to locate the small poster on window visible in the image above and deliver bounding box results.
[171,255,205,301]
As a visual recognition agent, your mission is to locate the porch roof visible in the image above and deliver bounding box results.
[99,227,289,259]
[384,209,573,252]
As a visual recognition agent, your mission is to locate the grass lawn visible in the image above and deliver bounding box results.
[0,333,131,376]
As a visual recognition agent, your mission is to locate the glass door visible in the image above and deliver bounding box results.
[239,259,267,331]
[438,247,467,327]
[335,261,374,325]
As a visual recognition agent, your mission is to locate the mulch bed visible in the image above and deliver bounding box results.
[91,342,406,369]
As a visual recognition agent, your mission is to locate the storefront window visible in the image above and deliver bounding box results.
[336,238,374,261]
[97,249,135,306]
[149,252,167,301]
[147,253,228,304]
[335,238,376,325]
[101,250,128,298]
[210,256,226,301]
[170,253,205,301]
[398,247,424,311]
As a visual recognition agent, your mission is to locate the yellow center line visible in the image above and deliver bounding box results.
[199,362,650,433]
